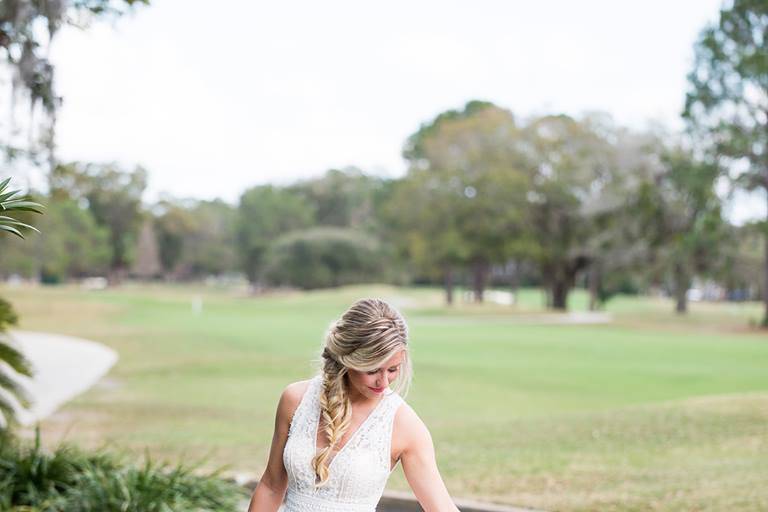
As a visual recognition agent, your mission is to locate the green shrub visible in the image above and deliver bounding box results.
[263,226,386,289]
[0,429,246,511]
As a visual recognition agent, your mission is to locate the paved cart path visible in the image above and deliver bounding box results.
[0,330,118,427]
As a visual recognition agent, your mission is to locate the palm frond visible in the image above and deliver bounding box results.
[0,393,20,429]
[0,178,44,239]
[0,340,34,377]
[0,217,40,234]
[0,368,32,408]
[0,199,45,213]
[0,224,24,238]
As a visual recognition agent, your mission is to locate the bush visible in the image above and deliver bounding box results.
[263,227,387,289]
[0,429,247,511]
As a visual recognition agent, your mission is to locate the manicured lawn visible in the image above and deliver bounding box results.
[5,283,767,511]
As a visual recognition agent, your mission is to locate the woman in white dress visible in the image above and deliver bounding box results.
[247,298,460,512]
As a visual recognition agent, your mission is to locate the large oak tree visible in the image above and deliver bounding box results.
[683,0,768,324]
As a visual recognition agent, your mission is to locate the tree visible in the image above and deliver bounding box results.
[382,170,469,303]
[131,217,161,279]
[719,223,763,300]
[0,177,42,428]
[48,162,147,282]
[0,197,111,281]
[236,185,314,288]
[153,198,196,278]
[152,197,238,279]
[395,101,530,304]
[0,296,32,428]
[683,0,768,324]
[38,199,111,281]
[287,167,384,230]
[183,199,238,277]
[636,147,729,313]
[1,0,148,167]
[580,119,669,310]
[519,114,624,310]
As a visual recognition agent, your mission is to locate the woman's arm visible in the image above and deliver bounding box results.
[398,406,461,512]
[247,382,304,512]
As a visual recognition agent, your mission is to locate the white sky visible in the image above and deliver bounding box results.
[45,0,764,223]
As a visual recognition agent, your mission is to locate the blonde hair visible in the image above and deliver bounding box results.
[311,298,412,488]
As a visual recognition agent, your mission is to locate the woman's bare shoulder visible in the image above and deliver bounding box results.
[392,399,432,456]
[283,378,313,401]
[394,401,428,433]
[277,378,314,421]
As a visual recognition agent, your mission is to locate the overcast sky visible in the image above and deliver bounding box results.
[45,0,764,223]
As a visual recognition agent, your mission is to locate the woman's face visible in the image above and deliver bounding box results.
[346,348,406,400]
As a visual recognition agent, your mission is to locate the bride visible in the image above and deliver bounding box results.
[247,298,460,511]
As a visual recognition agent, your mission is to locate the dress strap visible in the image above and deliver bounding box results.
[288,374,322,438]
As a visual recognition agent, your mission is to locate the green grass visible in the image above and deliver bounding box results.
[4,283,767,511]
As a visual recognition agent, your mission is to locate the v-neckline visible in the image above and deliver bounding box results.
[312,378,390,473]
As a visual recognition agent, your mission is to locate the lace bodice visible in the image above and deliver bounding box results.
[281,375,405,512]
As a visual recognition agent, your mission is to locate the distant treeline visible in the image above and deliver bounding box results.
[0,102,762,313]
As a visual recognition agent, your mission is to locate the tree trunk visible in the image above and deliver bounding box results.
[107,265,125,286]
[547,259,579,311]
[763,192,768,326]
[673,261,689,314]
[551,277,568,310]
[588,261,601,311]
[444,265,454,306]
[508,260,518,306]
[542,264,552,308]
[472,261,487,303]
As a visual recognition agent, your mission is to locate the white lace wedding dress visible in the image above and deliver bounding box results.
[281,374,405,511]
